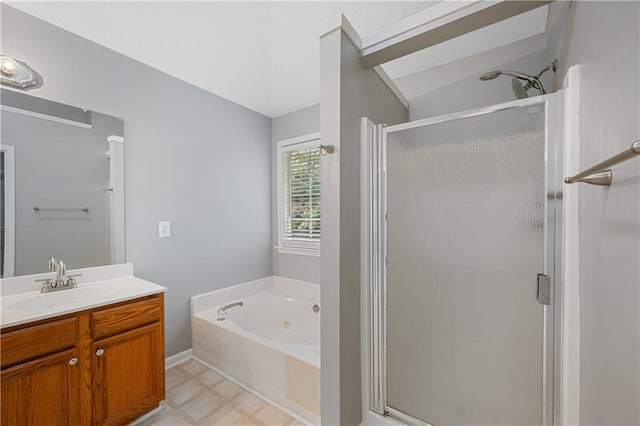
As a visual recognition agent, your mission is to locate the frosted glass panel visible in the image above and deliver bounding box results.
[386,104,546,425]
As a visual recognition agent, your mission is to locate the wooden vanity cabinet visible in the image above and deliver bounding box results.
[91,296,165,426]
[0,293,165,426]
[1,348,82,426]
[1,316,81,426]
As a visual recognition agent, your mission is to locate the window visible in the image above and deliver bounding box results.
[277,133,321,254]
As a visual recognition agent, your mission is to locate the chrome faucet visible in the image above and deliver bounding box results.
[35,257,81,293]
[53,257,66,287]
[216,301,243,321]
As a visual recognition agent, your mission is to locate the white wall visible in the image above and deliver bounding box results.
[1,6,273,357]
[549,2,640,424]
[271,104,321,283]
[320,26,408,425]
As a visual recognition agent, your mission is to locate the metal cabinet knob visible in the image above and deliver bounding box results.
[69,357,78,366]
[96,348,104,356]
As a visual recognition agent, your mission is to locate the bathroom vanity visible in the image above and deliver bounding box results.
[0,264,166,426]
[0,90,165,425]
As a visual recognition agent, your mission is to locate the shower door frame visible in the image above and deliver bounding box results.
[362,94,564,426]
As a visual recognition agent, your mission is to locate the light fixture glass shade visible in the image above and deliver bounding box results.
[0,56,41,89]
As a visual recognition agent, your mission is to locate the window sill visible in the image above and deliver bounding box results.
[275,246,320,257]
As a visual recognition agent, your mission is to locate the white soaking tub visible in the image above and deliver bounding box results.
[191,276,320,425]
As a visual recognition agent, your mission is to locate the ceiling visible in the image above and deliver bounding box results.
[7,1,548,118]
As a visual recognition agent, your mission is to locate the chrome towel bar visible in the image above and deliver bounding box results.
[33,206,89,212]
[565,140,640,186]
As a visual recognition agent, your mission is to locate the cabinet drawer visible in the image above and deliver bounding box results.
[1,317,77,368]
[92,296,161,340]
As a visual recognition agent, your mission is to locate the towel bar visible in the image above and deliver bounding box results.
[564,140,640,186]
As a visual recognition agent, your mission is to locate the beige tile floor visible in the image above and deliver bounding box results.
[138,359,304,426]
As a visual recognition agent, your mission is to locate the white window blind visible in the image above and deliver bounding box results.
[277,136,321,252]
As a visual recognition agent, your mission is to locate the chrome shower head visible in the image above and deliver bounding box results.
[479,71,502,81]
[511,79,530,99]
[480,70,539,99]
[479,70,537,82]
[479,60,557,99]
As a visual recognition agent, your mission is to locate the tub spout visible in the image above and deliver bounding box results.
[216,301,244,321]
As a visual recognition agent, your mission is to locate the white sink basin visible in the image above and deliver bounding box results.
[8,286,117,310]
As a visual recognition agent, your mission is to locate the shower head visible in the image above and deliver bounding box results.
[511,79,530,99]
[479,71,501,81]
[479,59,557,99]
[479,70,540,99]
[479,70,535,82]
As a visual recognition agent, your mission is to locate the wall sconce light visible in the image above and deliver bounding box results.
[0,55,42,90]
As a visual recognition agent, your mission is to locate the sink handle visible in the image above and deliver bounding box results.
[48,257,56,271]
[35,278,53,292]
[67,274,81,288]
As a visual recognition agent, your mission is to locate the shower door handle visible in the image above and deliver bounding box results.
[537,274,550,305]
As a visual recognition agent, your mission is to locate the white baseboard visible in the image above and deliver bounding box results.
[165,348,192,369]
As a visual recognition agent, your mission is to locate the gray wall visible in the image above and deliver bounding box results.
[2,109,123,275]
[271,104,321,283]
[1,5,273,357]
[408,50,548,120]
[320,28,408,425]
[548,2,640,424]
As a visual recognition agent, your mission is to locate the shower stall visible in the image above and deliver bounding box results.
[362,95,562,426]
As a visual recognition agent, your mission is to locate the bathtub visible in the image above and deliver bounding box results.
[191,276,320,424]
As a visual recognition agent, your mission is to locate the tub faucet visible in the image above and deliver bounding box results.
[216,301,243,321]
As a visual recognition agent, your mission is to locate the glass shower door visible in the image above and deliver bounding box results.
[382,101,554,426]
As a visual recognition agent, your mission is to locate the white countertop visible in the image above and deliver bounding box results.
[1,275,166,329]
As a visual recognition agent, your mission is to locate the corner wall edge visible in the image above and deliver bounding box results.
[372,66,409,109]
[318,13,362,49]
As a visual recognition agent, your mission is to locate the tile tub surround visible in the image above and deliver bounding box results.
[0,263,167,328]
[138,358,303,426]
[191,276,320,425]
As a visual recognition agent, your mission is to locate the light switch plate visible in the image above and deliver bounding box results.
[158,221,171,238]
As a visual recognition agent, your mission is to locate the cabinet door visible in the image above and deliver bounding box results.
[1,348,81,426]
[93,322,164,426]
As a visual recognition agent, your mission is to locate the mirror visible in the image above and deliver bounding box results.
[0,89,125,277]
